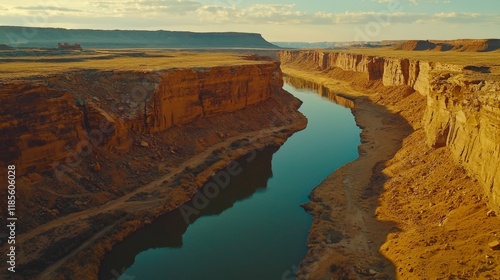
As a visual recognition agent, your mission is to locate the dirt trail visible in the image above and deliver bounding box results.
[38,223,118,280]
[30,122,307,279]
[0,87,308,280]
[18,123,298,245]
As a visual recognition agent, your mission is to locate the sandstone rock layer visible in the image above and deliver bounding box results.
[279,50,500,211]
[0,61,283,176]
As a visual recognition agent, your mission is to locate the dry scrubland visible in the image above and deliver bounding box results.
[0,49,270,80]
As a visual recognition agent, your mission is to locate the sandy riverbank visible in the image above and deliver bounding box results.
[283,67,500,279]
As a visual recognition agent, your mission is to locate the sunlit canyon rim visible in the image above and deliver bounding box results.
[1,42,500,279]
[278,50,500,211]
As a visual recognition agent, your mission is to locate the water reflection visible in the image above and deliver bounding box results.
[283,75,355,108]
[99,147,278,279]
[99,77,361,280]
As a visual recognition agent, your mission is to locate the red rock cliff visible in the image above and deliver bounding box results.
[0,61,283,175]
[0,84,87,174]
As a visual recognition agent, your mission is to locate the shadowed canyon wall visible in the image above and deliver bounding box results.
[279,50,500,211]
[0,62,283,176]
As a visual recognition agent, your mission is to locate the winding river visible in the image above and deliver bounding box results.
[99,76,361,280]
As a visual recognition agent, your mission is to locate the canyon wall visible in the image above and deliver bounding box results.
[147,64,282,132]
[0,62,283,175]
[279,50,500,210]
[0,84,88,174]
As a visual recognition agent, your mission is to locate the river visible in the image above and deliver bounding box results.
[99,76,361,280]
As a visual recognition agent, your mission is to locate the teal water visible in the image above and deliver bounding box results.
[99,79,361,280]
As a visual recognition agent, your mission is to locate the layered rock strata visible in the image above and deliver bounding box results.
[279,50,500,211]
[0,62,283,176]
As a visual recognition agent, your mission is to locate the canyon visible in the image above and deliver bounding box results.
[0,51,306,279]
[1,61,284,176]
[279,49,500,212]
[1,45,499,280]
[279,49,500,279]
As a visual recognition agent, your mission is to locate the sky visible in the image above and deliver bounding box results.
[0,0,499,42]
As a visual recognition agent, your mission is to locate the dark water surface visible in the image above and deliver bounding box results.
[99,78,361,280]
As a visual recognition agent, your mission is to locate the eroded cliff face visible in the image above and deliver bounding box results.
[279,50,384,80]
[279,50,500,210]
[148,64,282,132]
[0,84,87,174]
[424,74,500,208]
[0,61,283,176]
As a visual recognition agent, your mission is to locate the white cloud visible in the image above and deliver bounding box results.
[196,4,498,26]
[85,0,202,15]
[1,2,498,28]
[434,12,457,18]
[196,4,307,24]
[15,6,83,12]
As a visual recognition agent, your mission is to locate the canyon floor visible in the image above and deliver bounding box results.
[282,48,500,280]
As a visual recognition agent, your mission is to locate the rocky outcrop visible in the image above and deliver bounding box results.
[279,50,384,80]
[0,61,283,175]
[279,50,462,88]
[423,74,500,208]
[0,83,87,174]
[279,50,500,211]
[148,64,282,132]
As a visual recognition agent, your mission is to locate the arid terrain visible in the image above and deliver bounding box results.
[1,39,500,280]
[279,44,500,279]
[0,49,307,279]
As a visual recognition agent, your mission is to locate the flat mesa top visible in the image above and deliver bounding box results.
[0,49,271,81]
[324,47,500,75]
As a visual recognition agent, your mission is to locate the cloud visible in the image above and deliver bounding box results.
[15,6,83,12]
[196,4,499,26]
[2,2,498,28]
[197,4,312,24]
[85,0,202,15]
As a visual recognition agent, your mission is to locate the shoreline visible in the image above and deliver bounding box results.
[55,94,308,279]
[2,89,308,280]
[292,69,414,279]
[283,66,500,279]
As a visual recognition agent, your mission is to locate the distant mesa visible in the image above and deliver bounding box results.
[0,26,279,49]
[57,42,82,50]
[393,39,500,52]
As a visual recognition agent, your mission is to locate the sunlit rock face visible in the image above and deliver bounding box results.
[0,61,284,176]
[279,49,500,211]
